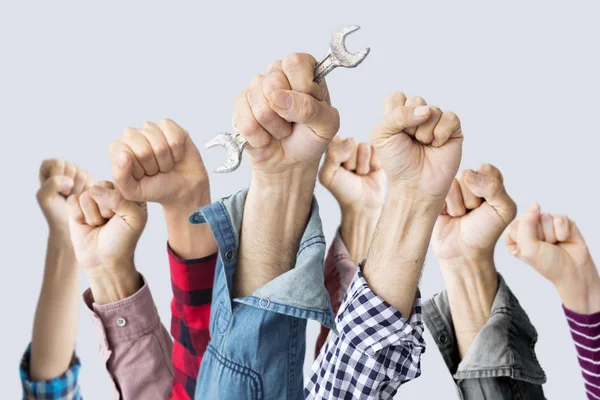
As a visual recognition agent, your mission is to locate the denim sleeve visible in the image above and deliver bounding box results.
[422,274,547,400]
[20,344,82,400]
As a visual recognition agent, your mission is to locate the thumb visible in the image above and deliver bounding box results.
[269,89,340,140]
[516,203,542,261]
[110,148,142,201]
[37,176,74,205]
[89,185,147,232]
[462,169,517,223]
[319,138,354,187]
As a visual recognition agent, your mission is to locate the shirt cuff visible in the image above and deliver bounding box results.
[168,243,217,306]
[564,305,600,325]
[83,274,160,345]
[336,268,425,358]
[20,344,81,399]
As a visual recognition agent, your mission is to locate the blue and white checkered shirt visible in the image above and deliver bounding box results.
[305,269,425,399]
[20,345,82,400]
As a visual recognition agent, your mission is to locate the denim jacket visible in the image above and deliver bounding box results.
[423,274,547,399]
[191,189,335,400]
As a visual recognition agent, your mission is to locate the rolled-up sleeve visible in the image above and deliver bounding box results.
[84,275,173,400]
[305,269,426,399]
[20,344,81,400]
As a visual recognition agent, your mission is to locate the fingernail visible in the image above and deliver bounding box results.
[527,202,540,213]
[92,185,106,196]
[271,91,292,110]
[118,153,130,167]
[413,106,430,117]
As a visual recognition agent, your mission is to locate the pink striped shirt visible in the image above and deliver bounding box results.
[565,306,600,400]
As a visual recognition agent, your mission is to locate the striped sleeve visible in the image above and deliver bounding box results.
[168,245,217,400]
[564,306,600,400]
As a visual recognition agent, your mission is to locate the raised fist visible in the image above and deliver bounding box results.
[371,92,463,199]
[234,53,340,175]
[37,159,93,232]
[109,119,209,207]
[67,182,147,274]
[433,164,517,263]
[319,137,385,213]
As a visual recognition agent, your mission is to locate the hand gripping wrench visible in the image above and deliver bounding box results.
[206,25,370,173]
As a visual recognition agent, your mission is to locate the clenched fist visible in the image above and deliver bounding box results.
[235,53,340,175]
[433,164,517,263]
[371,92,463,198]
[505,204,600,313]
[67,182,147,276]
[109,119,209,207]
[37,159,93,233]
[319,137,386,213]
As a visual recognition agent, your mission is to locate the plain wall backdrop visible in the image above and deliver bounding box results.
[1,1,598,398]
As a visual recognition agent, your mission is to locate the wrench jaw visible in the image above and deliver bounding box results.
[329,25,370,68]
[205,132,244,173]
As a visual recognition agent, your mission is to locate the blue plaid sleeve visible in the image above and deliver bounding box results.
[305,269,426,399]
[20,344,82,400]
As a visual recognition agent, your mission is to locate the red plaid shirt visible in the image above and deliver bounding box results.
[167,246,217,400]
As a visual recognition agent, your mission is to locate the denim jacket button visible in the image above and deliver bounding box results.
[225,249,234,261]
[259,297,271,308]
[439,334,447,344]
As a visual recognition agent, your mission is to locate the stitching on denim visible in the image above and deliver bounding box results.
[216,201,238,254]
[204,345,263,399]
[288,317,299,398]
[298,235,326,253]
[297,240,326,257]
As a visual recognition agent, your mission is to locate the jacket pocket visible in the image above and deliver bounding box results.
[196,345,263,400]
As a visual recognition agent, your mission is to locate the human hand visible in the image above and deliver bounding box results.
[37,159,93,235]
[319,136,386,213]
[67,182,146,279]
[506,204,600,313]
[234,53,340,176]
[110,119,209,208]
[433,164,517,265]
[319,137,385,263]
[371,92,462,200]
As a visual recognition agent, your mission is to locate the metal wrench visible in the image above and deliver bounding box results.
[206,25,370,173]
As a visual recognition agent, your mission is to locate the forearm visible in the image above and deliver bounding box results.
[363,186,442,316]
[439,257,498,358]
[30,232,79,380]
[340,207,380,265]
[163,183,217,259]
[234,166,317,297]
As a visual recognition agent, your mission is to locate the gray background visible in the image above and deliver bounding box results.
[1,1,598,398]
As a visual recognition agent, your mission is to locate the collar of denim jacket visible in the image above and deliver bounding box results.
[189,188,336,331]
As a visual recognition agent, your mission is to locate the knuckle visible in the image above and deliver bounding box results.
[283,52,304,69]
[250,74,263,87]
[122,127,137,139]
[445,111,460,125]
[254,106,275,125]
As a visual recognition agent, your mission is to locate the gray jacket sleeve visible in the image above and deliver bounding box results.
[423,274,547,399]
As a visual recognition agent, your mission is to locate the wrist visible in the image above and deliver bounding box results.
[86,265,142,305]
[162,180,211,214]
[556,263,600,314]
[340,207,380,265]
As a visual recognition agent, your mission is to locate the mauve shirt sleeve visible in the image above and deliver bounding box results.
[564,306,600,400]
[84,275,173,400]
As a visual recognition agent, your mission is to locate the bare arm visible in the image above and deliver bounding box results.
[30,160,91,380]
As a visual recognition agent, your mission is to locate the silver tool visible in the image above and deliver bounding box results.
[206,25,370,173]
